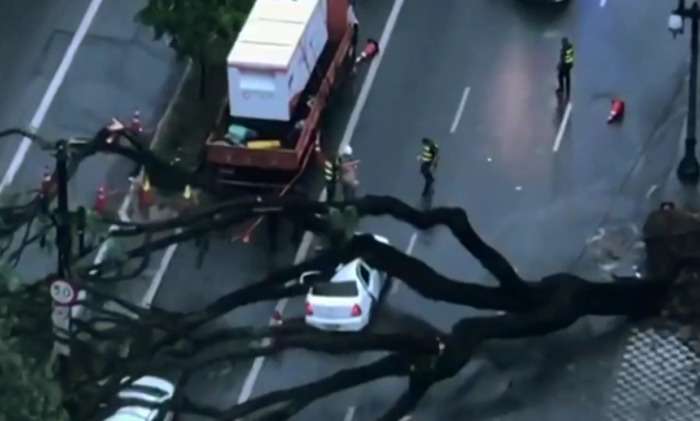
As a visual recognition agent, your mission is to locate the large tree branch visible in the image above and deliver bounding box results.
[354,195,527,292]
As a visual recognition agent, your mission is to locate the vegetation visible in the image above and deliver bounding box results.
[136,0,254,97]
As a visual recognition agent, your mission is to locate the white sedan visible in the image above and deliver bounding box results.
[104,375,175,421]
[304,235,389,332]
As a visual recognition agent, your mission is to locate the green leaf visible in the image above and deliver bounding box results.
[0,262,24,292]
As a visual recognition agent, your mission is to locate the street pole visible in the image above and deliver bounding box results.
[55,140,72,277]
[677,2,700,185]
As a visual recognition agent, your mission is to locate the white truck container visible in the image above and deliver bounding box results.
[227,0,329,122]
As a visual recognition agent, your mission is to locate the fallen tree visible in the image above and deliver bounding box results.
[0,125,690,420]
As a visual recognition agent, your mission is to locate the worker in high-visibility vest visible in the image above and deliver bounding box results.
[556,37,574,98]
[324,157,341,202]
[417,138,439,197]
[339,145,359,200]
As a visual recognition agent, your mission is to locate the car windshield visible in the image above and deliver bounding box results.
[311,281,358,297]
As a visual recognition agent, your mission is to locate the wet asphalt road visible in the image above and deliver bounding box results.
[5,0,688,419]
[0,0,181,280]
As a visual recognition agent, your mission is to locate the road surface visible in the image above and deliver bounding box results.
[0,0,182,281]
[151,0,692,419]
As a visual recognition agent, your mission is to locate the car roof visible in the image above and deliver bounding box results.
[332,259,363,282]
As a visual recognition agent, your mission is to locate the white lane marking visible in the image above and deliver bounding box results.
[552,102,573,153]
[406,232,418,255]
[339,0,405,151]
[237,0,407,407]
[344,406,357,421]
[237,297,288,405]
[390,232,419,295]
[140,230,180,308]
[0,0,104,193]
[118,182,134,222]
[600,0,607,7]
[645,184,658,199]
[450,86,471,134]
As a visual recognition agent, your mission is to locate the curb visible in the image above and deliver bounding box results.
[151,61,194,151]
[121,61,193,222]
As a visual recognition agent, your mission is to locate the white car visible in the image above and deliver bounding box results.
[104,375,175,421]
[304,235,389,332]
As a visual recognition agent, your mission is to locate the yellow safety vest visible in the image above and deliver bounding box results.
[324,160,338,182]
[564,47,574,65]
[420,144,438,163]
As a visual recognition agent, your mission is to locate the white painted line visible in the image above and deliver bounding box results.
[406,232,418,256]
[140,230,181,308]
[390,232,419,295]
[236,297,288,405]
[645,184,658,199]
[0,0,104,193]
[117,182,135,222]
[237,0,407,407]
[344,406,357,421]
[552,102,573,153]
[600,0,607,7]
[450,86,471,134]
[339,0,405,151]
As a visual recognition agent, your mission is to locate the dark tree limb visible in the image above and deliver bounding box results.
[354,195,527,292]
[377,377,433,421]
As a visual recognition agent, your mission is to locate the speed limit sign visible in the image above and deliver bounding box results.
[50,279,76,305]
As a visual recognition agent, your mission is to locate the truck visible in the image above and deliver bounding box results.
[204,0,358,192]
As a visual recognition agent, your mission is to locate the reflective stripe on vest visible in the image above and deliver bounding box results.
[324,160,337,181]
[564,47,574,65]
[421,145,435,163]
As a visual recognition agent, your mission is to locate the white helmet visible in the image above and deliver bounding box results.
[341,145,353,156]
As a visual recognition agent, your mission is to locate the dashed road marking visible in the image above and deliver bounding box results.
[344,406,356,421]
[0,0,104,193]
[450,86,471,134]
[553,101,573,153]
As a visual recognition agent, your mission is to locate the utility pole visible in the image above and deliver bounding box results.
[51,139,78,359]
[670,0,700,185]
[55,140,72,276]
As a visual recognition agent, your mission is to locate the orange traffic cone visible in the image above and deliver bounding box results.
[138,175,154,210]
[130,110,143,133]
[608,98,625,124]
[94,185,108,215]
[355,38,379,65]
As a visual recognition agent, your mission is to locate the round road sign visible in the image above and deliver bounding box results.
[50,280,75,305]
